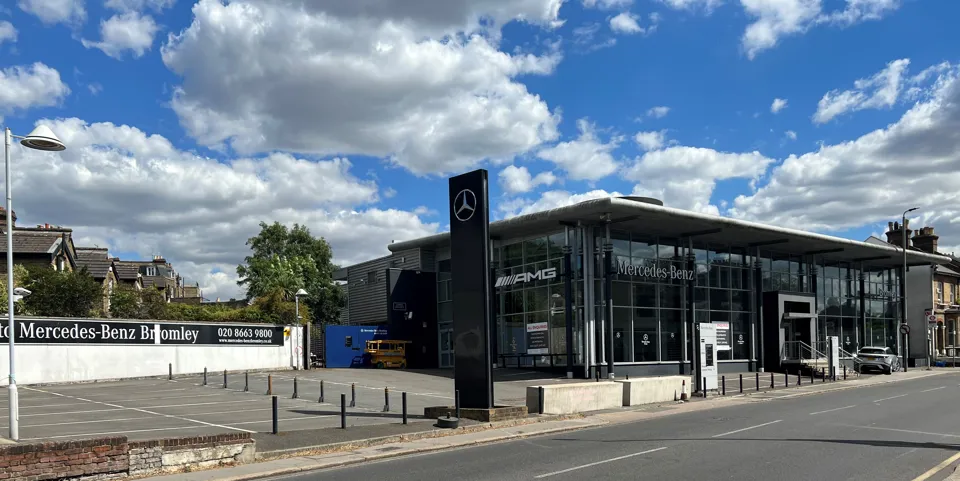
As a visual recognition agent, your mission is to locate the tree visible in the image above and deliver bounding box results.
[237,221,344,324]
[24,267,103,317]
[0,264,31,314]
[108,285,141,319]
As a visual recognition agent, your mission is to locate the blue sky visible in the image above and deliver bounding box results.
[1,0,959,299]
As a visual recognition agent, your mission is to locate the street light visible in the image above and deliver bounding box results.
[901,207,918,373]
[294,288,308,320]
[4,125,65,442]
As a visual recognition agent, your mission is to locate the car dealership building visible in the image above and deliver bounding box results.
[334,195,949,378]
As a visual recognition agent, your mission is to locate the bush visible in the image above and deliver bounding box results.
[23,266,103,317]
[0,264,31,315]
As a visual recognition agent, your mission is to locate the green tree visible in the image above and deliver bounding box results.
[0,264,31,315]
[139,287,168,320]
[24,267,103,317]
[237,221,344,324]
[108,284,141,319]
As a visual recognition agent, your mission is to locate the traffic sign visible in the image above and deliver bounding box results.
[900,324,910,335]
[928,314,938,323]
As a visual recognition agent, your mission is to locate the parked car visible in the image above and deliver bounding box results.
[854,346,901,374]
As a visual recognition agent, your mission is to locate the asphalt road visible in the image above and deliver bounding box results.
[265,372,960,481]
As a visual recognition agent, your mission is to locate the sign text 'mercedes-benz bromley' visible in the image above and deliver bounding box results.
[0,318,284,346]
[617,259,695,281]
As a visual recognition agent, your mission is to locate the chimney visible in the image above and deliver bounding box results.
[913,226,939,254]
[885,219,913,248]
[0,208,17,231]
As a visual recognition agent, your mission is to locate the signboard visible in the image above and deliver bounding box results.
[713,321,731,351]
[495,267,557,288]
[699,322,718,391]
[392,302,407,311]
[0,318,285,346]
[899,324,910,335]
[616,258,694,281]
[526,322,549,355]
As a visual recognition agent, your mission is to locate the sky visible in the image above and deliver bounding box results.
[1,0,958,301]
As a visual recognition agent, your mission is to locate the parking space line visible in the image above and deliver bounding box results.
[0,416,155,429]
[22,425,208,441]
[22,386,256,434]
[229,415,335,426]
[711,420,782,438]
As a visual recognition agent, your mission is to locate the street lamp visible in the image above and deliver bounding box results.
[901,207,918,373]
[4,125,65,442]
[294,288,308,321]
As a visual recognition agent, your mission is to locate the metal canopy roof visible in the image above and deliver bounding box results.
[387,196,950,269]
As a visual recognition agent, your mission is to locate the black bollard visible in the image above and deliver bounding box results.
[350,383,356,408]
[293,377,299,399]
[784,371,788,388]
[538,386,545,413]
[755,372,759,391]
[267,375,273,395]
[797,371,801,385]
[203,367,208,386]
[455,390,461,419]
[402,392,408,425]
[168,363,173,381]
[844,365,847,380]
[340,394,346,429]
[810,369,814,384]
[319,380,325,403]
[721,376,726,396]
[821,368,825,383]
[770,372,774,389]
[739,374,743,394]
[271,395,278,434]
[383,387,390,413]
[703,377,707,398]
[224,370,228,389]
[244,371,249,392]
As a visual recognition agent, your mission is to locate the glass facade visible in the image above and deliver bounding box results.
[441,225,906,370]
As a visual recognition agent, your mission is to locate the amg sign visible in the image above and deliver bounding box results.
[495,267,558,287]
[617,259,695,281]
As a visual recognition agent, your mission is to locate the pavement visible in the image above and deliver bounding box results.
[0,367,598,443]
[142,368,959,481]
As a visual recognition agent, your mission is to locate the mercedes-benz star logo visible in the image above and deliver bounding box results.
[453,189,477,222]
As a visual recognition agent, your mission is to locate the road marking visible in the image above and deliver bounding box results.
[22,425,208,441]
[17,392,227,409]
[22,386,256,434]
[919,386,946,393]
[874,393,909,402]
[845,425,960,439]
[910,451,960,481]
[228,415,334,426]
[711,420,782,438]
[0,416,154,429]
[534,447,667,478]
[809,405,855,415]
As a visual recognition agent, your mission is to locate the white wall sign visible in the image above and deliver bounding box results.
[713,321,732,351]
[617,259,694,281]
[495,267,558,288]
[699,322,718,391]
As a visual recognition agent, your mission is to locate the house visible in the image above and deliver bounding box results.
[170,282,204,304]
[127,256,183,301]
[74,247,120,314]
[0,209,76,274]
[111,259,144,290]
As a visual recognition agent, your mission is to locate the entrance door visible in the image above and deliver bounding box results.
[439,327,454,368]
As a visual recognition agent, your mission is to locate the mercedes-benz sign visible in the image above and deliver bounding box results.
[453,189,477,222]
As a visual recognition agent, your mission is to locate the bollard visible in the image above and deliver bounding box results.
[340,394,346,429]
[267,375,273,395]
[350,383,356,408]
[203,367,208,386]
[797,371,801,385]
[383,387,390,413]
[224,370,228,389]
[455,390,461,419]
[810,369,814,384]
[319,380,325,403]
[721,376,726,396]
[702,377,707,398]
[244,371,249,392]
[271,395,279,434]
[739,374,743,394]
[168,363,173,381]
[821,368,825,383]
[538,386,545,414]
[402,392,408,425]
[755,372,759,391]
[293,377,299,399]
[769,372,774,389]
[784,371,788,388]
[844,365,847,379]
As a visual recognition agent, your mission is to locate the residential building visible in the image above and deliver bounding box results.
[0,209,76,274]
[74,247,119,314]
[111,259,144,290]
[127,256,184,301]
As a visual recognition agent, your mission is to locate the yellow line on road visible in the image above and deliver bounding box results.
[911,451,960,481]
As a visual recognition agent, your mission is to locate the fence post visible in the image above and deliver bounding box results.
[293,377,299,399]
[538,386,545,414]
[784,371,788,388]
[223,370,228,389]
[455,390,461,419]
[769,372,774,389]
[271,396,279,434]
[402,392,408,425]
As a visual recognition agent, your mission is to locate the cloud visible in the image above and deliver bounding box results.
[501,189,624,218]
[813,58,910,124]
[785,130,797,140]
[104,0,175,12]
[571,23,617,52]
[609,12,643,34]
[18,0,86,26]
[771,97,788,113]
[536,118,622,181]
[647,106,670,118]
[634,130,668,151]
[7,117,440,300]
[0,63,71,120]
[658,0,722,12]
[498,165,557,194]
[82,12,160,60]
[731,60,960,238]
[583,0,633,9]
[0,21,17,45]
[159,0,565,176]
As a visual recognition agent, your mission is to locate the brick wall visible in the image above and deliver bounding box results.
[0,433,254,480]
[0,436,129,481]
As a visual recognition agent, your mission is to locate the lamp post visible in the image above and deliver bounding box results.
[4,125,66,441]
[294,288,308,321]
[901,207,918,372]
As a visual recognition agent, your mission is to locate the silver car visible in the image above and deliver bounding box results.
[854,346,901,374]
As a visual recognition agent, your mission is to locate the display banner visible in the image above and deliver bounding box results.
[713,321,732,351]
[0,318,285,346]
[526,322,548,355]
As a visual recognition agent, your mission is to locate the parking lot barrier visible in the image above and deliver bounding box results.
[267,375,273,395]
[319,380,325,403]
[739,374,743,394]
[168,363,173,381]
[293,377,299,399]
[244,371,249,392]
[203,367,208,386]
[402,392,408,425]
[341,394,347,429]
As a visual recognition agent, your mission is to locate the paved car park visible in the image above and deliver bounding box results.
[0,368,589,442]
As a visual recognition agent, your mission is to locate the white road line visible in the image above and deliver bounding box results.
[534,447,668,478]
[711,420,782,438]
[874,393,909,402]
[920,386,946,393]
[17,392,226,410]
[22,386,256,434]
[0,398,261,419]
[809,405,856,415]
[846,425,960,439]
[22,425,208,441]
[0,416,155,429]
[0,407,125,418]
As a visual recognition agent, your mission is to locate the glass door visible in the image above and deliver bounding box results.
[439,326,454,368]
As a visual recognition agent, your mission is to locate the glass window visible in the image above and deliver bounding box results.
[710,289,730,311]
[633,283,657,308]
[612,232,631,258]
[660,310,683,361]
[633,308,658,362]
[438,302,452,322]
[503,243,523,268]
[631,237,656,261]
[731,312,750,360]
[659,285,682,309]
[613,307,632,362]
[840,317,857,353]
[547,232,566,258]
[524,237,549,263]
[613,282,632,307]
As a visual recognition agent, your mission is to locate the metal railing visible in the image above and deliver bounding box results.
[782,340,828,370]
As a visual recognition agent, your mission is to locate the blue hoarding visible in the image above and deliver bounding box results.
[324,325,390,368]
